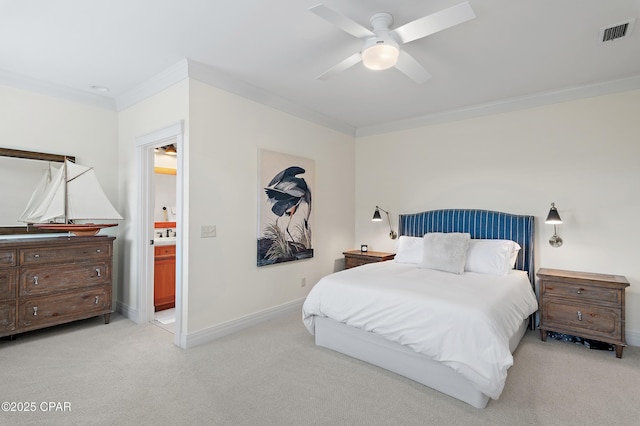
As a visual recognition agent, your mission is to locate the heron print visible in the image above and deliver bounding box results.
[258,150,314,266]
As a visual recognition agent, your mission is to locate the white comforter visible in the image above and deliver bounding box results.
[302,262,538,399]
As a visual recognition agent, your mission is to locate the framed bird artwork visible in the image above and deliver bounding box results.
[258,149,315,266]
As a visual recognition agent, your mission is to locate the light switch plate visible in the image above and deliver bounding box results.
[201,225,216,238]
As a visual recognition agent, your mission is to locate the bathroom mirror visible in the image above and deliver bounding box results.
[0,148,75,235]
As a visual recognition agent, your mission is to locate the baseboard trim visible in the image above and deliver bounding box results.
[115,300,141,323]
[626,329,640,347]
[184,298,305,349]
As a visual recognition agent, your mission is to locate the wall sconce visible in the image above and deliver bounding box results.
[545,202,563,248]
[372,206,397,239]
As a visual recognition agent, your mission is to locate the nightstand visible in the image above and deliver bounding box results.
[537,268,630,358]
[343,250,395,269]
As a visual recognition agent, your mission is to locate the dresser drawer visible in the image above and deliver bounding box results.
[18,287,111,329]
[0,301,16,334]
[19,242,111,265]
[542,280,620,305]
[542,299,622,341]
[0,269,17,300]
[0,249,17,267]
[19,261,110,296]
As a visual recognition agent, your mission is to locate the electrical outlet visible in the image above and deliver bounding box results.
[201,225,216,238]
[300,277,306,287]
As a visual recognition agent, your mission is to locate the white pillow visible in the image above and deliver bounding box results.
[394,235,424,264]
[464,239,521,276]
[419,232,471,274]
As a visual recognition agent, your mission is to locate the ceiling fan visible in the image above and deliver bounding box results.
[309,1,476,84]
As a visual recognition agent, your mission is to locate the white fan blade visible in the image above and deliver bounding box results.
[392,1,476,44]
[309,4,374,39]
[317,52,363,80]
[394,50,432,84]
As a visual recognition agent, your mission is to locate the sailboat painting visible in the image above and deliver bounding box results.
[19,159,122,236]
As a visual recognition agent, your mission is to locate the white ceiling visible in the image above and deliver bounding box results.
[2,0,639,136]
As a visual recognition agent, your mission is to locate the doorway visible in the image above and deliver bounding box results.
[152,145,178,332]
[135,122,185,348]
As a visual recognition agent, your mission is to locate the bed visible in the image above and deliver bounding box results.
[302,209,538,408]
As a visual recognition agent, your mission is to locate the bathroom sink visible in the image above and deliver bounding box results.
[154,237,176,246]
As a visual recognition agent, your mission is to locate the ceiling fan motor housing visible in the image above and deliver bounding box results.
[362,12,400,70]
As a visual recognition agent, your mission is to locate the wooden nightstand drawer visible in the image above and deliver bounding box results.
[542,280,621,305]
[542,300,622,339]
[343,250,395,269]
[345,256,373,269]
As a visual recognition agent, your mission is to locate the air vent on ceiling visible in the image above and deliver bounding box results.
[600,19,635,42]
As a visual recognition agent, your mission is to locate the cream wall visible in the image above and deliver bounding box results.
[355,90,640,345]
[186,79,355,333]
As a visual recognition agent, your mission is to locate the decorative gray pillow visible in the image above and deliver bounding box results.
[419,232,471,274]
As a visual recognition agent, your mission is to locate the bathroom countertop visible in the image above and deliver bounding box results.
[154,237,176,246]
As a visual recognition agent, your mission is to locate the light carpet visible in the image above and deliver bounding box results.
[1,310,638,425]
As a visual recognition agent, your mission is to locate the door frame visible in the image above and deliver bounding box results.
[135,121,185,348]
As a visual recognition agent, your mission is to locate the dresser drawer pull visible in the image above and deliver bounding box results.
[94,296,99,305]
[33,276,39,285]
[577,288,584,294]
[96,249,101,253]
[96,268,101,277]
[32,306,38,316]
[577,311,582,321]
[34,254,40,259]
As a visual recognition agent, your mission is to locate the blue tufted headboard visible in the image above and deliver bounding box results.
[398,209,535,288]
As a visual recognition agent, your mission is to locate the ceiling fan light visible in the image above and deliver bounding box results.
[362,42,399,70]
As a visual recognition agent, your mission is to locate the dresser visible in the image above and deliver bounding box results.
[537,268,629,358]
[0,236,114,338]
[343,250,395,269]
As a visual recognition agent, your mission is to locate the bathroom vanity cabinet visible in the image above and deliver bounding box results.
[154,244,175,311]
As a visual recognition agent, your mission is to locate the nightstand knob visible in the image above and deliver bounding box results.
[577,288,584,294]
[577,311,582,321]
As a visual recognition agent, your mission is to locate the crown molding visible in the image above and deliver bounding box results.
[115,58,356,136]
[0,69,116,110]
[115,59,189,111]
[3,62,639,139]
[356,74,640,137]
[185,59,356,137]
